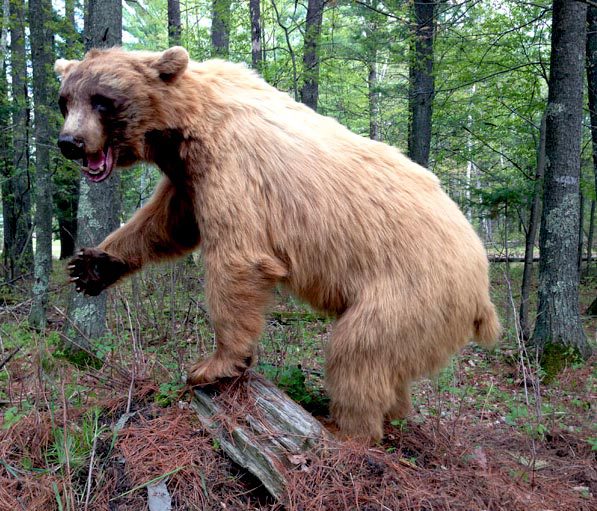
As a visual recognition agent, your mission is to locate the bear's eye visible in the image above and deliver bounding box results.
[58,96,68,117]
[91,94,115,114]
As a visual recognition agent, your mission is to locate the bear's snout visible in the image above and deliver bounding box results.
[58,134,85,161]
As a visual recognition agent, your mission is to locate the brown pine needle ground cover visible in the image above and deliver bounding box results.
[0,262,595,510]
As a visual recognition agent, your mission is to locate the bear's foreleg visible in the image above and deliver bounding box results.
[69,178,200,295]
[187,255,287,385]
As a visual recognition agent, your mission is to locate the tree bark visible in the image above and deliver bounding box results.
[211,0,231,58]
[250,0,262,70]
[4,0,33,282]
[28,0,55,329]
[519,112,546,341]
[67,0,122,351]
[407,0,435,168]
[300,0,325,111]
[368,61,380,140]
[1,0,11,278]
[586,5,597,277]
[167,0,181,47]
[532,0,591,359]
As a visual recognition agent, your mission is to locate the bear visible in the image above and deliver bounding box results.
[55,46,500,441]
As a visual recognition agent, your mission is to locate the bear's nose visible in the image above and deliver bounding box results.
[58,134,85,160]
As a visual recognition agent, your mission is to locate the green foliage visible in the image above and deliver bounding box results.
[155,381,185,407]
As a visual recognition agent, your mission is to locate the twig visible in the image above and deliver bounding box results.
[0,347,21,371]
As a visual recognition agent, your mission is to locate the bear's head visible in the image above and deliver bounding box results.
[55,46,189,182]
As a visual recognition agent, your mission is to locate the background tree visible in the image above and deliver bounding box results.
[28,0,55,329]
[408,0,436,168]
[300,0,325,111]
[67,0,122,351]
[168,0,181,47]
[250,0,261,70]
[532,0,592,361]
[211,0,231,58]
[3,0,32,281]
[586,4,597,277]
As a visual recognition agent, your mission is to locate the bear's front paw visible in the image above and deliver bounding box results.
[186,354,254,386]
[68,248,130,296]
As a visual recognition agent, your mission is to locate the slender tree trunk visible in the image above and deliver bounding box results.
[587,199,595,274]
[68,0,122,350]
[211,0,231,58]
[55,0,80,260]
[28,0,54,329]
[300,0,325,111]
[250,0,261,70]
[532,0,591,360]
[519,112,546,341]
[407,0,435,168]
[368,60,380,140]
[578,192,585,273]
[586,5,597,277]
[5,0,33,282]
[1,0,11,278]
[168,0,181,47]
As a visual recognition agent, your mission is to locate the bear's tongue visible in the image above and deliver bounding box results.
[87,151,106,171]
[83,147,114,183]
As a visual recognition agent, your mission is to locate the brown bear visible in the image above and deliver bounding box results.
[55,47,500,441]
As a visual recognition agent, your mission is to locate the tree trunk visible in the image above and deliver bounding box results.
[67,0,122,351]
[167,0,181,47]
[587,199,595,275]
[300,0,325,111]
[28,0,54,329]
[578,192,585,273]
[250,0,262,70]
[1,0,11,278]
[4,0,33,282]
[211,0,231,58]
[532,0,591,360]
[586,5,597,277]
[368,54,380,140]
[519,112,546,341]
[407,0,435,168]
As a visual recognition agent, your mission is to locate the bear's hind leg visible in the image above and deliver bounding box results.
[386,380,413,421]
[326,303,396,442]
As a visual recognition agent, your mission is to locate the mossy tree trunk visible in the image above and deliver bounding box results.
[532,0,592,363]
[67,0,122,351]
[28,0,55,329]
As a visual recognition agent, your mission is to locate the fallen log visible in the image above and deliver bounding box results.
[190,372,335,501]
[488,255,596,263]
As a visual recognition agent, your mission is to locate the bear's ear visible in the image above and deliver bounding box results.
[54,58,80,78]
[153,46,189,82]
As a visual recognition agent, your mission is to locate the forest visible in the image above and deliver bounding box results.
[0,0,595,510]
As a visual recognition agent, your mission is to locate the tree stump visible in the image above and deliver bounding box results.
[190,371,335,500]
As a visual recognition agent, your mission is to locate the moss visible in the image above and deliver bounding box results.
[540,342,583,383]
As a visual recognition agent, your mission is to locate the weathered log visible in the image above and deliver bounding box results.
[190,372,334,500]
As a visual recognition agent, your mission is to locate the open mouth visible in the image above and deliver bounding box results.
[81,145,115,183]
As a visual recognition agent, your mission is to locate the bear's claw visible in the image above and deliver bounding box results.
[68,248,129,296]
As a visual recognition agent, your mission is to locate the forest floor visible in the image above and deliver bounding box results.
[0,260,595,510]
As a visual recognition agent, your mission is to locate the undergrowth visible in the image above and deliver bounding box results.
[0,259,595,510]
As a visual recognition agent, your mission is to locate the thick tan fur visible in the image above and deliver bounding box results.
[57,47,500,441]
